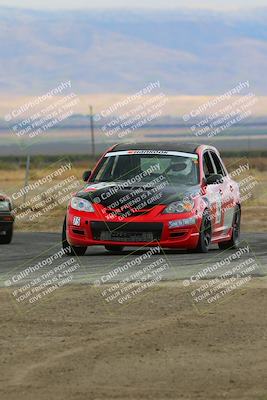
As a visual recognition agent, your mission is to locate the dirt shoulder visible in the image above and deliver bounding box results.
[0,280,267,400]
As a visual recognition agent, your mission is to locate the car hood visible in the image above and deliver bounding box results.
[75,181,200,207]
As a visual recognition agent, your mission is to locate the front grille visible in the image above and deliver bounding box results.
[91,221,163,242]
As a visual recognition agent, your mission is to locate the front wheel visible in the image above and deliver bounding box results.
[62,217,87,256]
[218,206,241,250]
[195,211,212,253]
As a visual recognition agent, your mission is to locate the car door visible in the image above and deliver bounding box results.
[202,151,224,237]
[209,151,235,237]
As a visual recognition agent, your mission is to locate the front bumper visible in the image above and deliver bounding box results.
[66,205,200,249]
[0,213,14,234]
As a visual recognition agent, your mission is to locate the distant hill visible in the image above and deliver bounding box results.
[1,7,267,95]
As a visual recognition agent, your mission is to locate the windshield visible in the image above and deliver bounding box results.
[92,151,199,186]
[0,200,10,211]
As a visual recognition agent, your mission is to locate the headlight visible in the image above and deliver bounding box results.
[0,201,10,211]
[163,198,194,214]
[70,197,94,213]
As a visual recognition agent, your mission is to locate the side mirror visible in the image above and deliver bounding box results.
[206,174,223,185]
[82,170,91,182]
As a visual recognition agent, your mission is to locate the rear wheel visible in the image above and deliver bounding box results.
[195,211,212,253]
[105,245,124,253]
[62,217,87,256]
[0,226,13,244]
[218,206,241,250]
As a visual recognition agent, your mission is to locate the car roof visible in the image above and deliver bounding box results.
[112,142,202,153]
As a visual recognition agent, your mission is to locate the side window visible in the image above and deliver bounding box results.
[203,152,215,178]
[210,152,226,176]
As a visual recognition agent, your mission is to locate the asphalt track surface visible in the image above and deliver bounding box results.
[0,232,266,289]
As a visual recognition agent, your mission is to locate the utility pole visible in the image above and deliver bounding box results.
[23,153,31,203]
[89,105,95,159]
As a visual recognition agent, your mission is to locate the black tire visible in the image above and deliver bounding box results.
[105,245,124,253]
[0,226,13,244]
[195,211,212,253]
[62,217,87,256]
[218,206,241,250]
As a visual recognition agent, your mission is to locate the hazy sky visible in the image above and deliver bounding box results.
[0,0,266,10]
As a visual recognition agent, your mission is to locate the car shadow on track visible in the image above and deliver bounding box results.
[83,245,222,257]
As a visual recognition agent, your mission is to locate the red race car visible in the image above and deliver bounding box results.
[0,194,14,244]
[62,142,241,255]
